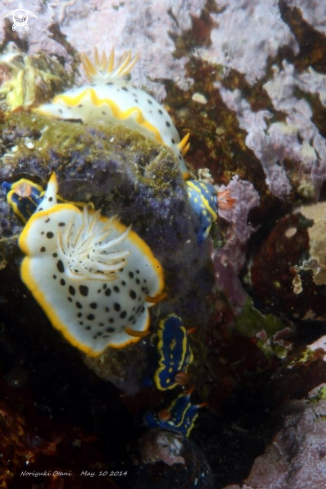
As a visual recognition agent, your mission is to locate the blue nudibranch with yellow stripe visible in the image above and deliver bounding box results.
[186,180,236,243]
[144,388,207,437]
[186,180,218,243]
[34,48,191,179]
[2,179,44,223]
[154,314,194,390]
[5,173,165,357]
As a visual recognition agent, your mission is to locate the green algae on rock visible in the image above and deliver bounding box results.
[0,111,216,390]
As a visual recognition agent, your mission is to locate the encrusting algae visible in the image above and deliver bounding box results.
[0,49,218,438]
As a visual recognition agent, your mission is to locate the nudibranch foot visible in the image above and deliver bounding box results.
[14,173,164,357]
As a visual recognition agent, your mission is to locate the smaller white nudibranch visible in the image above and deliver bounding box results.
[19,174,165,356]
[34,48,191,178]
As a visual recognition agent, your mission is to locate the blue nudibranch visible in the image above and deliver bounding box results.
[6,173,165,357]
[186,180,218,243]
[186,180,236,243]
[34,48,191,179]
[3,177,95,223]
[154,314,194,390]
[2,179,44,223]
[144,388,207,437]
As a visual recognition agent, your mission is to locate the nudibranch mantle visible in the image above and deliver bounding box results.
[154,314,194,391]
[34,48,190,178]
[18,173,164,357]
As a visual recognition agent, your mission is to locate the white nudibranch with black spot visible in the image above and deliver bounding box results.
[19,173,165,357]
[34,48,191,178]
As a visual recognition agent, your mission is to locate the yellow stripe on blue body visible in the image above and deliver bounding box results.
[2,178,95,223]
[154,314,194,390]
[186,180,218,243]
[2,179,44,223]
[144,390,204,437]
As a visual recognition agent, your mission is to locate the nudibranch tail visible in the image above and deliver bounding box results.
[80,47,139,83]
[16,173,164,357]
[36,172,58,212]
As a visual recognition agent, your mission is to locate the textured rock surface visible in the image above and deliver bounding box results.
[223,398,326,489]
[0,1,326,487]
[127,429,214,488]
[249,204,326,321]
[0,112,217,390]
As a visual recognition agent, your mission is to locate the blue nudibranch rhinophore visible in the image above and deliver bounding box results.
[144,388,207,437]
[34,48,191,179]
[12,173,165,357]
[154,314,194,390]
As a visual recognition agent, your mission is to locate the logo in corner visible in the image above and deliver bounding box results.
[3,3,37,32]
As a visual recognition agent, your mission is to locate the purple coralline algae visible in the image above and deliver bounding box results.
[217,62,326,199]
[213,176,260,312]
[0,0,206,99]
[197,0,298,85]
[0,1,326,487]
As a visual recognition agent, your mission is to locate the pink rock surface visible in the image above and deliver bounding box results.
[1,0,206,99]
[223,399,326,489]
[197,0,298,85]
[217,59,326,199]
